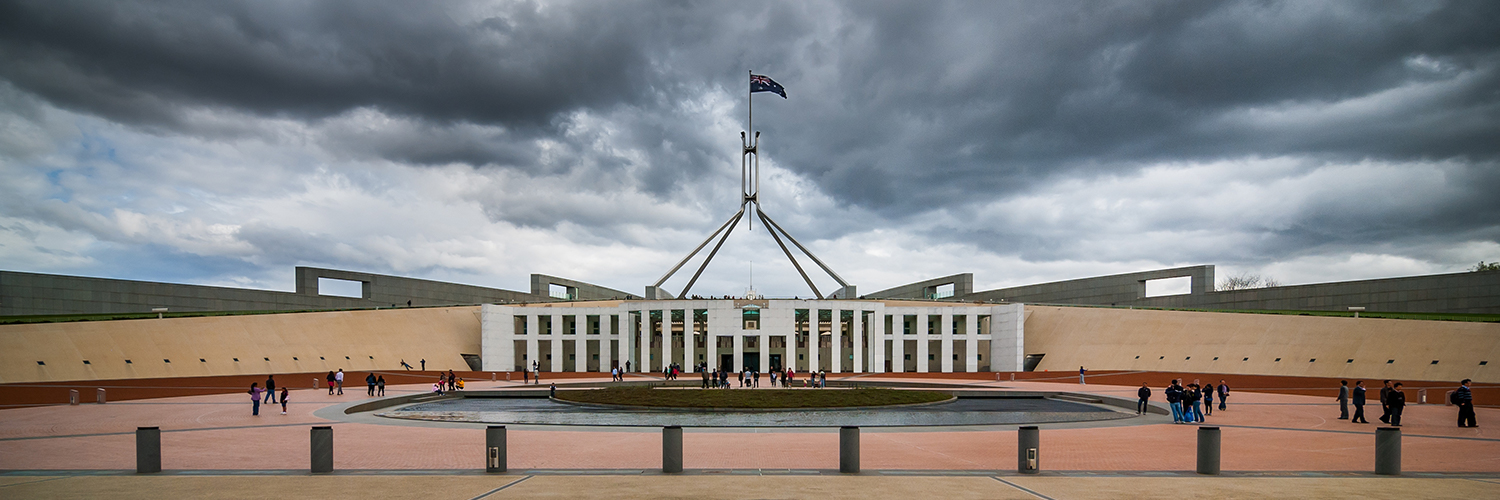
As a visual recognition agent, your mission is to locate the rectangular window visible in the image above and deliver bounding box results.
[317,278,364,298]
[1144,276,1191,297]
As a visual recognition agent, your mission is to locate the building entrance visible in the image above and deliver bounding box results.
[769,354,782,371]
[720,354,734,371]
[742,353,761,372]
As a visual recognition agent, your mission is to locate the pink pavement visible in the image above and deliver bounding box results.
[0,376,1495,472]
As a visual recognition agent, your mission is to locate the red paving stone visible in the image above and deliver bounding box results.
[1,377,1495,472]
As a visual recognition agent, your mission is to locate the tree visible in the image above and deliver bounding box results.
[1473,261,1500,272]
[1218,272,1280,291]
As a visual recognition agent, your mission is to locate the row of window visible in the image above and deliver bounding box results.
[38,355,376,366]
[1132,355,1487,366]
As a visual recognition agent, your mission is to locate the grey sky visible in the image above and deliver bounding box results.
[1,0,1497,298]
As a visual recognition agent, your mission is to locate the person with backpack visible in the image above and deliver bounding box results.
[1455,379,1477,428]
[376,375,386,397]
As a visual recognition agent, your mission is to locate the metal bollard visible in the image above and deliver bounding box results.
[136,427,161,473]
[96,388,107,404]
[314,378,320,389]
[1418,389,1427,404]
[1018,426,1039,474]
[1375,427,1401,475]
[840,426,860,473]
[311,426,334,473]
[70,389,79,405]
[486,425,507,472]
[1196,426,1220,475]
[662,426,683,473]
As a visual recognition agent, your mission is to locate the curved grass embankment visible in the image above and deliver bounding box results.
[554,386,952,409]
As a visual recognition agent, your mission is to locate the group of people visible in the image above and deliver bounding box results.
[433,370,464,393]
[1333,379,1477,427]
[365,373,387,396]
[248,374,289,416]
[1138,378,1230,423]
[692,364,828,389]
[610,361,632,382]
[522,361,543,384]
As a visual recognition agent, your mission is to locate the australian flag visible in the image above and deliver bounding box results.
[750,74,786,98]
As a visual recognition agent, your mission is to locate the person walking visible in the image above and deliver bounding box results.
[1217,380,1230,411]
[366,372,377,397]
[279,386,289,415]
[1456,379,1477,428]
[326,370,336,395]
[377,375,385,396]
[1167,380,1184,423]
[523,367,529,384]
[701,369,710,389]
[1336,380,1350,420]
[549,383,557,398]
[1352,380,1368,423]
[1388,382,1407,426]
[249,383,264,416]
[1204,382,1215,416]
[334,369,344,395]
[1137,383,1151,415]
[420,359,426,370]
[1079,366,1086,384]
[1379,380,1393,424]
[448,370,456,392]
[265,375,277,404]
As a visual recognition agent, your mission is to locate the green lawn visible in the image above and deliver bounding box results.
[554,387,952,409]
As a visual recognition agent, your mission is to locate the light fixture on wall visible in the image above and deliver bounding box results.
[1348,306,1365,318]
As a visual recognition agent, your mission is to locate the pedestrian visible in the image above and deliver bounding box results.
[326,370,336,395]
[448,370,456,391]
[279,386,289,415]
[1336,380,1350,420]
[334,369,344,395]
[549,383,556,399]
[701,369,710,389]
[1203,382,1215,416]
[1379,380,1393,424]
[420,359,426,370]
[523,367,530,384]
[1167,380,1184,423]
[265,375,277,404]
[1455,379,1477,428]
[754,370,761,388]
[400,359,413,370]
[1388,382,1407,426]
[1137,382,1151,414]
[1352,380,1368,423]
[377,375,385,396]
[249,383,264,416]
[770,370,777,387]
[626,360,631,373]
[1217,380,1229,411]
[457,378,465,390]
[1079,366,1086,384]
[366,372,377,396]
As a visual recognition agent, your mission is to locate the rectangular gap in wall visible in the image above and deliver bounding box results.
[317,278,364,298]
[1143,276,1191,297]
[933,283,955,299]
[549,284,569,299]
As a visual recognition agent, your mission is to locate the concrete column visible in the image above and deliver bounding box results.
[601,313,615,372]
[890,315,904,373]
[136,427,161,473]
[965,313,979,372]
[1197,426,1220,475]
[310,426,333,473]
[852,310,864,373]
[486,425,507,472]
[759,333,770,375]
[526,314,539,372]
[1018,426,1039,474]
[840,426,860,473]
[940,311,954,373]
[809,310,822,372]
[660,310,672,374]
[623,312,635,372]
[550,315,563,372]
[573,315,586,373]
[1376,427,1401,475]
[733,333,744,372]
[663,426,683,473]
[831,309,843,373]
[684,316,696,373]
[871,311,885,373]
[916,312,930,373]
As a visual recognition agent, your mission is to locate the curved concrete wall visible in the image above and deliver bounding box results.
[1024,305,1500,383]
[0,307,481,384]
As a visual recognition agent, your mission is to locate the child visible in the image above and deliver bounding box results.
[279,387,289,415]
[456,378,465,390]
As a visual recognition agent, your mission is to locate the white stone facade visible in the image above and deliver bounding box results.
[481,300,1023,373]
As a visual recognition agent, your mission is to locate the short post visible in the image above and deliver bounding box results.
[310,426,334,473]
[1418,388,1427,404]
[69,389,79,405]
[662,426,683,473]
[314,378,320,389]
[486,425,507,472]
[1375,427,1401,475]
[1196,426,1220,475]
[136,427,161,473]
[1018,426,1039,474]
[840,426,860,473]
[96,388,107,404]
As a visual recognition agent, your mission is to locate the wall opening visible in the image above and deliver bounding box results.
[933,283,955,299]
[317,278,364,298]
[548,284,571,299]
[1144,276,1191,297]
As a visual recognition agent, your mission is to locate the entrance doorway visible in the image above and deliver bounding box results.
[742,353,761,372]
[720,354,734,371]
[769,354,782,372]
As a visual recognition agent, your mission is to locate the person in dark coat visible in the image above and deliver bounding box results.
[1217,380,1230,411]
[265,375,277,404]
[1456,379,1477,428]
[1379,380,1393,424]
[1137,383,1151,415]
[1336,380,1349,420]
[1388,382,1407,426]
[1352,380,1368,423]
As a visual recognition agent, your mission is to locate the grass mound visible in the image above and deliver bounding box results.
[554,387,952,409]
